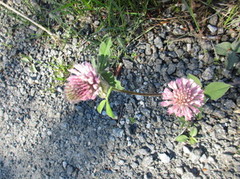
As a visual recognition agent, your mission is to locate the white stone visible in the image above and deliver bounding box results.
[183,146,191,154]
[158,153,170,163]
[175,167,184,175]
[207,24,218,33]
[142,156,153,167]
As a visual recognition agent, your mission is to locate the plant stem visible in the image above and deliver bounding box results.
[0,2,57,42]
[113,88,162,96]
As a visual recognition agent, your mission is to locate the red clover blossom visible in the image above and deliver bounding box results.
[64,62,101,103]
[160,78,204,120]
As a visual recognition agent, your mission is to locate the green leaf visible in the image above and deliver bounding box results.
[189,137,198,145]
[91,58,97,70]
[98,55,109,72]
[182,0,200,32]
[114,79,124,90]
[215,42,231,56]
[97,100,106,114]
[187,74,202,87]
[30,63,37,73]
[226,52,240,70]
[55,77,65,81]
[231,40,240,53]
[189,127,198,137]
[204,82,232,101]
[117,37,126,50]
[129,117,136,124]
[106,100,117,119]
[106,87,113,98]
[101,71,115,86]
[178,117,188,128]
[20,57,30,63]
[196,110,203,120]
[99,37,112,56]
[101,71,124,90]
[55,71,64,78]
[175,135,189,142]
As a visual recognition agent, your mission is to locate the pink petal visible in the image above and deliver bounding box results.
[160,101,173,107]
[168,105,180,115]
[189,106,200,114]
[162,88,174,100]
[168,80,178,90]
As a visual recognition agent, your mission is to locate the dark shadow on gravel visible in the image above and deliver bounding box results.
[0,158,12,179]
[27,103,118,178]
[0,17,119,177]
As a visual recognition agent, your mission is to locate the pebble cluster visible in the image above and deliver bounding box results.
[0,1,239,179]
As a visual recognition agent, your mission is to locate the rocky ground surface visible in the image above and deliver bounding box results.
[0,1,240,179]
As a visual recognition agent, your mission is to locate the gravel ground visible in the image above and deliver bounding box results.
[0,1,240,179]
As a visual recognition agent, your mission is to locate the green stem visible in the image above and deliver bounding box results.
[113,88,162,97]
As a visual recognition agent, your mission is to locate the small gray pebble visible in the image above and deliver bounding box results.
[207,24,218,33]
[145,43,152,55]
[209,15,218,26]
[213,110,226,118]
[202,67,214,81]
[136,148,149,156]
[123,59,134,69]
[112,128,124,138]
[167,63,176,75]
[66,165,74,175]
[154,37,163,49]
[224,100,236,109]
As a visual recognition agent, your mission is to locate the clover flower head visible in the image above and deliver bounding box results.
[160,78,204,120]
[64,62,101,103]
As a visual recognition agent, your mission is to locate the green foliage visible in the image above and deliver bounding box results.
[176,126,198,145]
[175,135,188,142]
[129,117,136,124]
[99,37,112,56]
[189,137,198,145]
[204,82,232,101]
[222,5,239,28]
[196,108,203,120]
[189,126,198,137]
[182,0,200,32]
[101,71,124,90]
[215,42,231,56]
[95,37,112,72]
[187,74,231,101]
[231,40,240,53]
[96,87,117,119]
[97,99,106,113]
[20,56,31,63]
[49,58,71,82]
[215,40,240,70]
[105,100,116,119]
[34,0,160,43]
[178,117,188,128]
[187,74,202,87]
[226,52,239,70]
[96,38,124,90]
[97,55,110,72]
[19,54,42,73]
[175,75,230,145]
[95,39,125,119]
